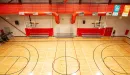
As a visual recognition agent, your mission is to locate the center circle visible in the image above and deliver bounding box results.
[52,56,80,75]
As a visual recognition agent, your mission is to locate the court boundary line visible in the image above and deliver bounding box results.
[101,43,130,75]
[52,40,58,75]
[52,41,80,75]
[101,44,122,75]
[0,56,29,75]
[79,41,94,75]
[5,57,20,74]
[112,57,128,74]
[9,40,123,42]
[0,44,39,75]
[72,40,82,75]
[103,56,130,74]
[3,39,129,75]
[10,39,109,75]
[0,44,31,75]
[23,44,39,74]
[93,43,107,75]
[65,41,68,75]
[52,56,80,75]
[0,44,15,64]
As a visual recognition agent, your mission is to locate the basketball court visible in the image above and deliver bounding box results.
[0,37,130,75]
[0,0,130,75]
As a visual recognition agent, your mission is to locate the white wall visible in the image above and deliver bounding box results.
[0,15,52,36]
[53,14,77,36]
[0,14,130,37]
[0,15,28,36]
[104,16,130,36]
[31,16,52,28]
[127,19,130,38]
[77,16,130,36]
[77,16,99,28]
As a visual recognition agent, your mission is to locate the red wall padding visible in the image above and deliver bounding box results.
[125,30,129,35]
[104,27,113,36]
[0,29,4,34]
[77,28,105,36]
[25,28,53,36]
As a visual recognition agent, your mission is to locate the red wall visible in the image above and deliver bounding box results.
[25,28,53,36]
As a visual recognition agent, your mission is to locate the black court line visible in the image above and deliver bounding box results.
[0,44,31,75]
[16,45,31,75]
[7,39,127,75]
[101,43,130,75]
[52,41,80,75]
[9,39,123,42]
[52,56,80,75]
[0,56,29,75]
[52,39,58,75]
[112,57,128,74]
[0,44,39,75]
[93,43,107,75]
[17,44,39,75]
[72,40,81,75]
[103,56,130,74]
[65,41,67,75]
[24,44,39,73]
[5,57,20,74]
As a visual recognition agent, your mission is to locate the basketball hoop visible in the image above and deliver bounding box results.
[94,21,106,28]
[25,21,39,28]
[30,22,39,25]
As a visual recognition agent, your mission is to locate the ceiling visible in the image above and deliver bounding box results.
[0,0,130,4]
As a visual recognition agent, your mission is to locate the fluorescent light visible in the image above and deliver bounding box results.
[96,71,101,75]
[72,73,76,75]
[29,72,33,75]
[48,72,52,75]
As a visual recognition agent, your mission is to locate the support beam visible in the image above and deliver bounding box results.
[79,0,82,4]
[0,16,26,35]
[18,0,22,4]
[64,0,68,3]
[29,15,32,26]
[99,16,102,24]
[108,0,112,4]
[49,0,52,4]
[8,0,13,3]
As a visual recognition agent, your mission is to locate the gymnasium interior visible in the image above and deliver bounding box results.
[0,0,130,75]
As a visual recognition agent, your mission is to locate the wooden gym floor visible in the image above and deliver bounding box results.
[0,37,130,75]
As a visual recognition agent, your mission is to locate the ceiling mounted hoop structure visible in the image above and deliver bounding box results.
[19,12,60,24]
[71,11,106,24]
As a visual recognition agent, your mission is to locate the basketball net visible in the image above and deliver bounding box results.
[26,21,39,28]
